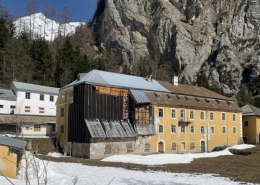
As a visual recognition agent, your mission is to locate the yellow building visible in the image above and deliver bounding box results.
[242,104,260,144]
[0,136,25,178]
[56,70,242,158]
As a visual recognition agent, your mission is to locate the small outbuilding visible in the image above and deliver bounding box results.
[241,104,260,144]
[0,136,26,178]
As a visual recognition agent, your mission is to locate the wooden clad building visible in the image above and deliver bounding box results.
[56,70,242,159]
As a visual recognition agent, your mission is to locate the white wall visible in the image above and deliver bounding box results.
[16,91,58,116]
[22,125,50,136]
[0,100,17,114]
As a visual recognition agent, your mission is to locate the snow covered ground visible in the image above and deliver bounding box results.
[102,144,255,165]
[0,144,256,185]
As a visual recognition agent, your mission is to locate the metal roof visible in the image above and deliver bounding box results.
[12,81,59,95]
[0,89,16,101]
[0,135,26,149]
[0,114,56,125]
[62,70,170,92]
[242,104,260,116]
[130,89,151,104]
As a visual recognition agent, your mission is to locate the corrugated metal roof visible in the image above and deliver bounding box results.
[158,81,232,101]
[12,81,59,95]
[0,114,56,125]
[242,104,260,116]
[146,92,241,112]
[130,89,151,104]
[62,70,170,92]
[0,89,16,101]
[0,135,26,149]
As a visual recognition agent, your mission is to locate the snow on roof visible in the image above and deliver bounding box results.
[12,81,59,95]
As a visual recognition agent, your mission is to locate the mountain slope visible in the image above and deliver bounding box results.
[14,13,85,41]
[92,0,260,94]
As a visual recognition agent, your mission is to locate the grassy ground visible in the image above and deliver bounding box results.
[36,146,260,184]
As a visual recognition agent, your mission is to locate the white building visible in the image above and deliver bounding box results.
[0,82,59,137]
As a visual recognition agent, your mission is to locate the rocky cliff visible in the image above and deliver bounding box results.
[92,0,260,94]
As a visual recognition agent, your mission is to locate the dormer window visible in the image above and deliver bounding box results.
[154,93,160,98]
[227,101,231,106]
[167,94,172,100]
[205,99,209,103]
[216,100,220,104]
[195,98,200,102]
[185,96,190,101]
[176,95,181,100]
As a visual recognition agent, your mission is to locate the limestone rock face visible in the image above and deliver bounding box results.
[92,0,260,94]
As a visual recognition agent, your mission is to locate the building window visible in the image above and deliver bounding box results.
[190,125,195,134]
[210,112,214,121]
[171,109,176,119]
[190,141,195,151]
[233,127,237,134]
[201,126,205,134]
[200,111,205,120]
[222,113,226,121]
[61,107,64,117]
[26,127,30,130]
[222,126,226,134]
[190,110,194,120]
[171,142,177,151]
[69,90,73,97]
[210,126,215,134]
[0,105,3,108]
[25,92,31,99]
[39,107,44,113]
[40,94,44,101]
[50,95,54,102]
[25,106,30,112]
[34,125,41,132]
[10,105,16,109]
[61,92,65,99]
[60,124,64,134]
[158,108,163,118]
[180,109,185,121]
[244,120,249,127]
[233,114,236,122]
[159,125,164,133]
[171,125,176,134]
[181,142,186,151]
[181,125,185,134]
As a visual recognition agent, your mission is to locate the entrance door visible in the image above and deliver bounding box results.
[158,141,164,153]
[243,137,247,144]
[201,141,205,152]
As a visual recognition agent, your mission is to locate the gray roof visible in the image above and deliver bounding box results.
[62,70,170,92]
[0,135,26,149]
[242,104,260,116]
[0,114,56,125]
[130,89,151,104]
[12,81,59,95]
[0,89,16,101]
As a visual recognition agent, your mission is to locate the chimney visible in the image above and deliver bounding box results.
[146,75,153,82]
[172,76,178,86]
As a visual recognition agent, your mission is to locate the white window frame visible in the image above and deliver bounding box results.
[222,126,226,134]
[222,112,226,121]
[210,112,214,121]
[180,109,186,121]
[181,141,186,151]
[190,141,195,151]
[200,111,205,120]
[190,125,195,134]
[190,110,195,120]
[233,126,237,134]
[171,108,176,119]
[159,125,164,134]
[158,108,164,118]
[210,126,215,134]
[244,120,249,127]
[181,125,185,134]
[171,124,176,134]
[61,92,65,99]
[201,126,205,134]
[232,114,236,122]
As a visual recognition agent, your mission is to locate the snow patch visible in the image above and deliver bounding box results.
[47,152,62,158]
[102,144,255,165]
